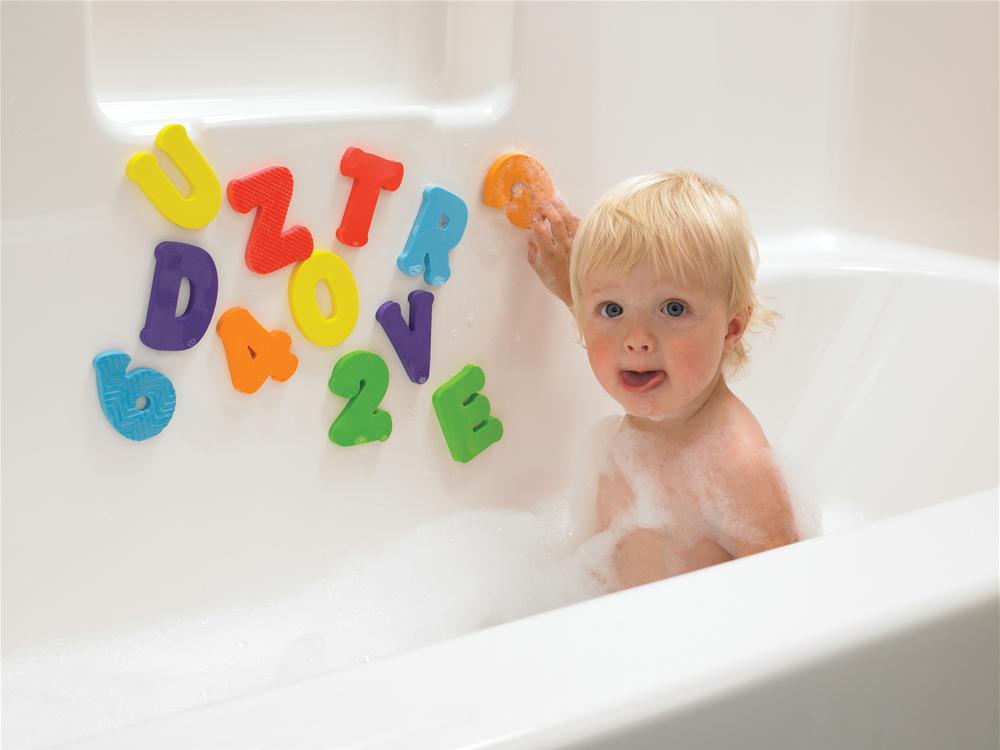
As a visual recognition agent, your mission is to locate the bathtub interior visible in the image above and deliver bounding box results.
[738,236,999,526]
[3,2,998,748]
[4,229,996,747]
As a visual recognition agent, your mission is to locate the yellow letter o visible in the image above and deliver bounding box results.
[288,250,359,346]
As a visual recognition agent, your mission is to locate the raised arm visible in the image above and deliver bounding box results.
[527,197,579,308]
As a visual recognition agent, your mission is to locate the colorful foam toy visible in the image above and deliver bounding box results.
[376,290,434,384]
[328,351,392,446]
[215,307,298,393]
[482,153,554,228]
[288,250,359,346]
[93,350,177,441]
[432,364,503,463]
[125,123,222,229]
[335,147,404,248]
[396,185,468,285]
[227,166,314,274]
[140,241,219,351]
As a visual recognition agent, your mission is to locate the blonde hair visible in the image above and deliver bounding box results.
[569,170,779,378]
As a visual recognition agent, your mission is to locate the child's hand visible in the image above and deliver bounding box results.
[528,197,579,308]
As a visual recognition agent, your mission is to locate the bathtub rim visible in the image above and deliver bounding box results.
[757,227,1000,281]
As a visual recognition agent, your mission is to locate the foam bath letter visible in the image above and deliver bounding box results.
[288,250,359,346]
[335,147,404,248]
[227,166,314,274]
[375,290,434,384]
[482,153,555,228]
[432,364,503,463]
[216,307,298,393]
[93,350,176,441]
[328,351,392,446]
[140,241,219,351]
[396,186,468,285]
[125,123,222,229]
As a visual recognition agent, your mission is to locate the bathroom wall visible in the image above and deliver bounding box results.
[835,2,998,261]
[2,1,996,653]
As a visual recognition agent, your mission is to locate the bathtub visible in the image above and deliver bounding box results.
[5,229,997,749]
[3,2,998,749]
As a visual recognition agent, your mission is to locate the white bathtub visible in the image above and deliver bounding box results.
[5,230,997,749]
[75,236,1000,750]
[3,2,998,748]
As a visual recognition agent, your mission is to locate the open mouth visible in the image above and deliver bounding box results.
[619,369,666,393]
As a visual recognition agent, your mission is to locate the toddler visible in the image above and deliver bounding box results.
[526,171,799,590]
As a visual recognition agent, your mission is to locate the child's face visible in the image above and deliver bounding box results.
[577,259,747,423]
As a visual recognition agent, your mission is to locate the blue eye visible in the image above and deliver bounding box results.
[662,300,687,317]
[600,302,624,318]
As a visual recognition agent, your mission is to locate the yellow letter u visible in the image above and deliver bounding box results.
[125,123,221,230]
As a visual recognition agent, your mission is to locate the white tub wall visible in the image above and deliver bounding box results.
[2,0,997,657]
[4,2,997,257]
[835,2,999,262]
[554,1,999,261]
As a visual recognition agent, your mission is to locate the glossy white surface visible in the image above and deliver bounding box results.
[2,2,997,748]
[6,231,997,748]
[740,233,999,522]
[90,3,517,131]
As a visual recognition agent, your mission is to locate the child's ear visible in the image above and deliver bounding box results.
[723,305,751,352]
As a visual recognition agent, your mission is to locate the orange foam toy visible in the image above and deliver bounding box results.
[216,307,298,394]
[482,153,555,228]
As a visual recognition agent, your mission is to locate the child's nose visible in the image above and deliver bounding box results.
[624,328,656,353]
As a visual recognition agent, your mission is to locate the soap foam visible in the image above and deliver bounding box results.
[773,445,862,536]
[2,420,619,747]
[610,416,835,550]
[2,506,615,747]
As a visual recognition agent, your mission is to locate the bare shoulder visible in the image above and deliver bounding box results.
[700,393,799,557]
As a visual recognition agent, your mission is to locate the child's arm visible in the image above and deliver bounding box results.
[712,453,800,558]
[527,197,579,308]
